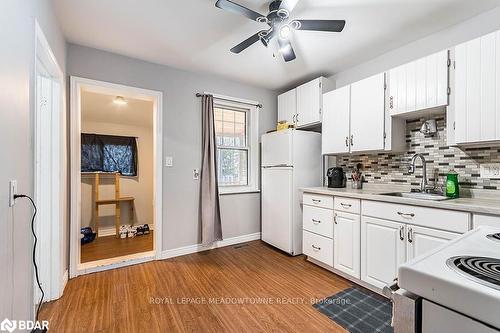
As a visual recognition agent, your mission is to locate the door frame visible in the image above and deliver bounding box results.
[69,76,163,277]
[34,20,65,303]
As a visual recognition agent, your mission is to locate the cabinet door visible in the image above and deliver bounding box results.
[322,86,350,154]
[350,73,386,152]
[473,214,500,228]
[278,89,297,124]
[455,32,500,144]
[388,65,405,114]
[334,211,361,279]
[406,225,459,261]
[296,78,322,127]
[361,216,406,289]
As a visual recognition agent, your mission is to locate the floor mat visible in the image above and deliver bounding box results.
[313,286,393,333]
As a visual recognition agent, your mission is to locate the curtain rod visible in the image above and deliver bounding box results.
[196,93,263,109]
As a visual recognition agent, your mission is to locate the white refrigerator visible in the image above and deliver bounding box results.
[261,129,322,255]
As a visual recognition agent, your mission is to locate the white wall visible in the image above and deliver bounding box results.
[0,0,66,322]
[67,44,278,251]
[332,6,500,87]
[81,121,154,233]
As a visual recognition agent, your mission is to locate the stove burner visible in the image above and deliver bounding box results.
[446,256,500,291]
[487,233,500,242]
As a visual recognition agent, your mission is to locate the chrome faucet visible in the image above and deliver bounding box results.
[408,153,429,193]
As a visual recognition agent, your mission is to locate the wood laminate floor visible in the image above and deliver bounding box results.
[81,231,154,263]
[42,240,352,332]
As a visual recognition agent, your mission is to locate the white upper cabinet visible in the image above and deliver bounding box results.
[277,77,332,128]
[388,50,449,117]
[296,77,327,128]
[453,31,500,145]
[277,89,297,125]
[322,85,351,154]
[350,73,386,152]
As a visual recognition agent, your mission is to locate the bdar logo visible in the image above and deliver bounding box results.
[0,318,16,333]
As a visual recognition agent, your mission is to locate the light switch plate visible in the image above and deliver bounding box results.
[9,180,17,207]
[480,163,500,179]
[165,156,173,167]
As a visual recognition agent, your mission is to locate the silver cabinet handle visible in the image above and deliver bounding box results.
[312,199,321,204]
[399,226,405,241]
[334,213,338,224]
[296,114,299,123]
[350,135,354,146]
[408,227,413,243]
[311,245,321,251]
[389,96,394,109]
[397,212,415,218]
[292,114,296,123]
[345,136,349,148]
[312,219,321,224]
[340,203,352,208]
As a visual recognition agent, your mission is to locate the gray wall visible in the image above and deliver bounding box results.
[332,6,500,87]
[0,0,66,322]
[67,44,278,251]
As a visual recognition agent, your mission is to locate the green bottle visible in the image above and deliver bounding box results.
[446,170,459,198]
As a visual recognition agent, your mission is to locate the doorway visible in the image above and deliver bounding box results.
[34,21,65,303]
[70,77,163,277]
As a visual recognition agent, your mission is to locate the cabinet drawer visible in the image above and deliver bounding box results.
[303,193,333,209]
[362,200,470,233]
[473,214,500,228]
[334,197,361,214]
[303,206,334,239]
[303,230,333,267]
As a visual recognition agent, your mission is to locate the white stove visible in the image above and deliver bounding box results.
[395,226,500,332]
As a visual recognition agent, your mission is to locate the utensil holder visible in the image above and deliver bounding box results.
[351,180,363,189]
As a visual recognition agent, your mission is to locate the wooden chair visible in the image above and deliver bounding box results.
[94,172,135,238]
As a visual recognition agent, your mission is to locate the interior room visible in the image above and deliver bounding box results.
[3,1,500,332]
[79,90,154,264]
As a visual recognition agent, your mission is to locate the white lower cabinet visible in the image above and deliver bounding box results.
[334,211,361,279]
[473,214,500,228]
[361,216,406,289]
[406,225,460,261]
[303,230,333,267]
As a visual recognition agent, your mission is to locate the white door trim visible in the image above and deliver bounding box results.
[69,76,163,278]
[34,20,65,304]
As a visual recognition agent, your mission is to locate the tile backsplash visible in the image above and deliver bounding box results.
[335,115,500,191]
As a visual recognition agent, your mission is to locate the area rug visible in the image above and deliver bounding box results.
[313,286,393,333]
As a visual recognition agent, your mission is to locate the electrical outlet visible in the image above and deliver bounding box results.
[480,163,500,179]
[193,169,200,180]
[9,180,17,207]
[165,156,173,167]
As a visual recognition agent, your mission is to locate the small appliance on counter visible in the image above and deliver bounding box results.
[327,167,346,188]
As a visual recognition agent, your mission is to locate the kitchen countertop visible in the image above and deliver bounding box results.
[301,186,500,216]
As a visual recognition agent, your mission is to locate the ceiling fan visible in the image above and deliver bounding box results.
[215,0,346,62]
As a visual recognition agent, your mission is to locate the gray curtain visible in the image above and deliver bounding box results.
[200,94,222,245]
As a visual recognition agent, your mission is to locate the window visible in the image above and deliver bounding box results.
[214,98,259,194]
[81,133,138,176]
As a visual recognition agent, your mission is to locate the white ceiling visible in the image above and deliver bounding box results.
[81,91,153,128]
[54,0,500,90]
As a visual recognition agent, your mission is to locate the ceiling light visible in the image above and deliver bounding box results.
[113,96,127,105]
[279,25,291,40]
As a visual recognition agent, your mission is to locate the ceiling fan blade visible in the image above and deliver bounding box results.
[294,20,346,32]
[278,38,296,62]
[215,0,266,22]
[279,0,300,13]
[230,31,264,54]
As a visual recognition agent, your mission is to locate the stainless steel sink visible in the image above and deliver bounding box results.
[380,192,452,201]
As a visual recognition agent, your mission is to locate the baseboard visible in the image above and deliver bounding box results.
[95,224,155,237]
[160,232,261,260]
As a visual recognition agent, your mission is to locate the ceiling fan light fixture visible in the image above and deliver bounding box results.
[113,96,128,105]
[279,24,291,39]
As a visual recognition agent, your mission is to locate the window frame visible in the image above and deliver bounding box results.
[214,98,259,195]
